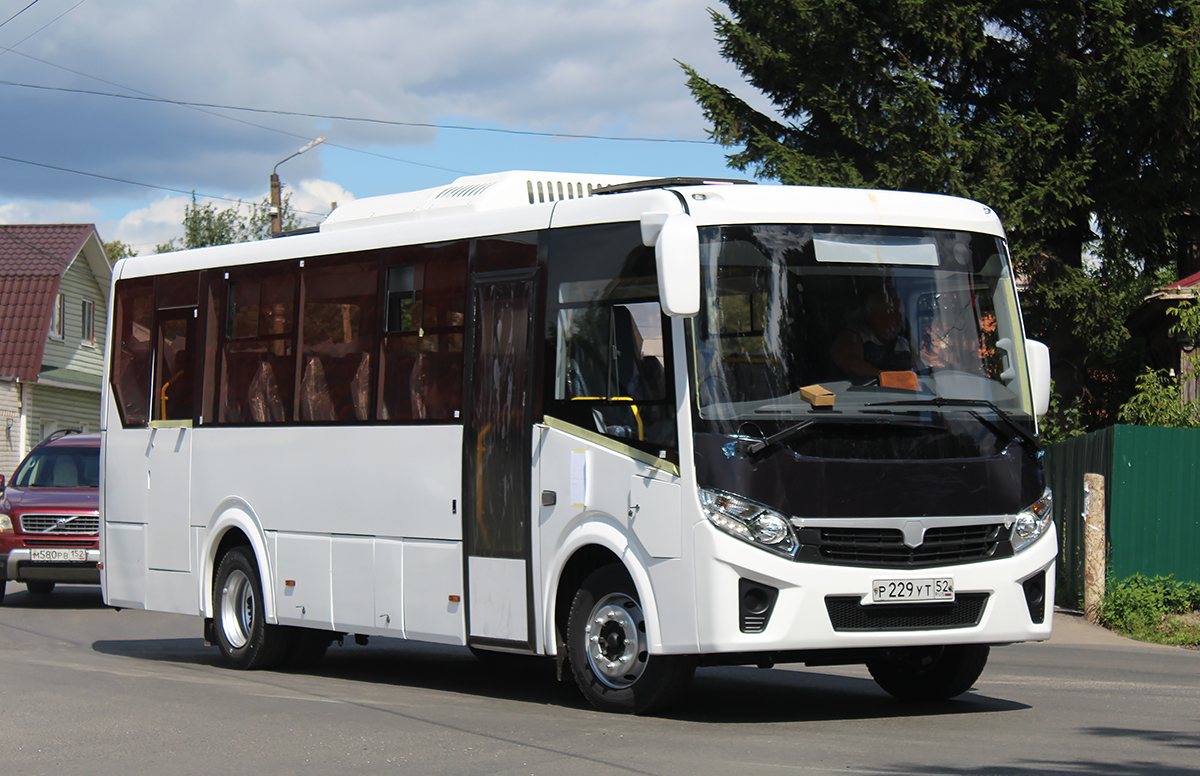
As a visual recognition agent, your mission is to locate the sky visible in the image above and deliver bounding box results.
[0,0,766,255]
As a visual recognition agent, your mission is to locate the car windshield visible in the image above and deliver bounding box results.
[690,224,1035,454]
[12,446,99,488]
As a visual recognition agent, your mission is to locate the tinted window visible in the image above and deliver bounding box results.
[545,223,677,459]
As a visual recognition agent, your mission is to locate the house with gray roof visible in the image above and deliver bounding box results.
[0,224,112,476]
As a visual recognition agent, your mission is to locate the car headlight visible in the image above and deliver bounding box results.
[1,513,12,532]
[1011,488,1053,553]
[699,488,798,558]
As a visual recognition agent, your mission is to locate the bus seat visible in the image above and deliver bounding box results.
[350,353,371,421]
[300,356,336,422]
[248,361,286,423]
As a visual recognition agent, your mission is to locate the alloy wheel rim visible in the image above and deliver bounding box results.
[584,592,647,689]
[220,569,253,649]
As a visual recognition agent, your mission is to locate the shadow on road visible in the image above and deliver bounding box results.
[0,584,108,610]
[92,632,1028,723]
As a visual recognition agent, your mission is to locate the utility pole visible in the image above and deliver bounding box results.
[270,136,325,236]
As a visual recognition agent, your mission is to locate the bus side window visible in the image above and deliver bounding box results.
[545,223,678,458]
[218,267,297,424]
[557,301,670,445]
[298,259,378,423]
[111,277,154,427]
[378,244,467,422]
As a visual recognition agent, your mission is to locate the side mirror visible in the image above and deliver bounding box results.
[1026,339,1051,417]
[0,473,5,493]
[642,212,700,317]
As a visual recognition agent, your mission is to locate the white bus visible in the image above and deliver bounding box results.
[100,171,1056,714]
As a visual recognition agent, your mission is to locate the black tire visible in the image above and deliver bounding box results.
[26,581,55,595]
[867,644,990,701]
[566,564,694,714]
[0,580,6,605]
[212,547,292,670]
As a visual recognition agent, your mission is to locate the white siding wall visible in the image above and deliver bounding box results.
[0,380,20,477]
[41,256,108,375]
[27,383,99,444]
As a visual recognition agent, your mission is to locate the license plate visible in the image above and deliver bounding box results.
[871,577,955,604]
[29,548,88,562]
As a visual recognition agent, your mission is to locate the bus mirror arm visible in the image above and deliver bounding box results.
[644,212,700,318]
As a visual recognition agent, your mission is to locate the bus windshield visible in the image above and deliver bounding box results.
[691,224,1034,458]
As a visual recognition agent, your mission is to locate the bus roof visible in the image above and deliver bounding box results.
[321,171,1004,238]
[320,171,645,230]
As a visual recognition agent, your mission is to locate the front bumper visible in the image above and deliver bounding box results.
[689,519,1057,654]
[1,548,102,584]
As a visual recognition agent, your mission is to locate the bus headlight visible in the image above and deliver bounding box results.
[699,488,798,558]
[1011,489,1053,553]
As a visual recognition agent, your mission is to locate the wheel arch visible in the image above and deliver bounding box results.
[201,499,274,622]
[545,519,662,657]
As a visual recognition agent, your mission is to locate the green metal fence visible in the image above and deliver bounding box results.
[1044,425,1200,608]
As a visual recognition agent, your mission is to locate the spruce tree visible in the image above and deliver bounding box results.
[685,0,1200,429]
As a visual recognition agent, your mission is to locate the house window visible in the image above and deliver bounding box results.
[49,293,66,340]
[81,299,96,345]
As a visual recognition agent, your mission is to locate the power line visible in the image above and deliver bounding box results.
[0,0,41,31]
[0,152,328,218]
[0,79,716,145]
[0,70,472,175]
[0,0,84,46]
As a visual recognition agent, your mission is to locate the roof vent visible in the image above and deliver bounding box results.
[525,178,603,204]
[434,182,496,200]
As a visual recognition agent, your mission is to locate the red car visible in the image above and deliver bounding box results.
[0,431,101,604]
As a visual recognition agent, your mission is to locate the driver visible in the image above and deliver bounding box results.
[830,289,915,378]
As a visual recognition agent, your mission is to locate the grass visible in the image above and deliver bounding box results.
[1097,574,1200,648]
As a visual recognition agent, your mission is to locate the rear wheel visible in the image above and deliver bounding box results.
[566,564,694,714]
[26,581,55,595]
[867,645,990,701]
[212,547,291,670]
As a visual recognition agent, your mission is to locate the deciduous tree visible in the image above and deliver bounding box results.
[155,193,304,253]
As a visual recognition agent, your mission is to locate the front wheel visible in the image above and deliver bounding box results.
[566,564,694,714]
[212,547,292,670]
[867,644,990,701]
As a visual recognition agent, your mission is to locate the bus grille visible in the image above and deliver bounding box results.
[17,514,100,535]
[796,524,1009,568]
[825,593,989,631]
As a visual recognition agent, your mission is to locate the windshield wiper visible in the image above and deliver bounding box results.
[865,397,1043,455]
[743,418,817,455]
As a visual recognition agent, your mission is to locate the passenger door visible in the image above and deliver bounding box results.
[145,281,199,574]
[462,268,539,651]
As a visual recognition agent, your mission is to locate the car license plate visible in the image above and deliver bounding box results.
[29,548,88,562]
[871,578,954,604]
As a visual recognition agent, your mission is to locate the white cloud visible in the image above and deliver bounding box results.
[288,179,356,227]
[0,199,100,225]
[1,1,756,224]
[103,196,191,255]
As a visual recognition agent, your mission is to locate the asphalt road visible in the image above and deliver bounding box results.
[1,584,1197,776]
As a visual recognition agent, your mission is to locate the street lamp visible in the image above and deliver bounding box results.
[270,136,325,236]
